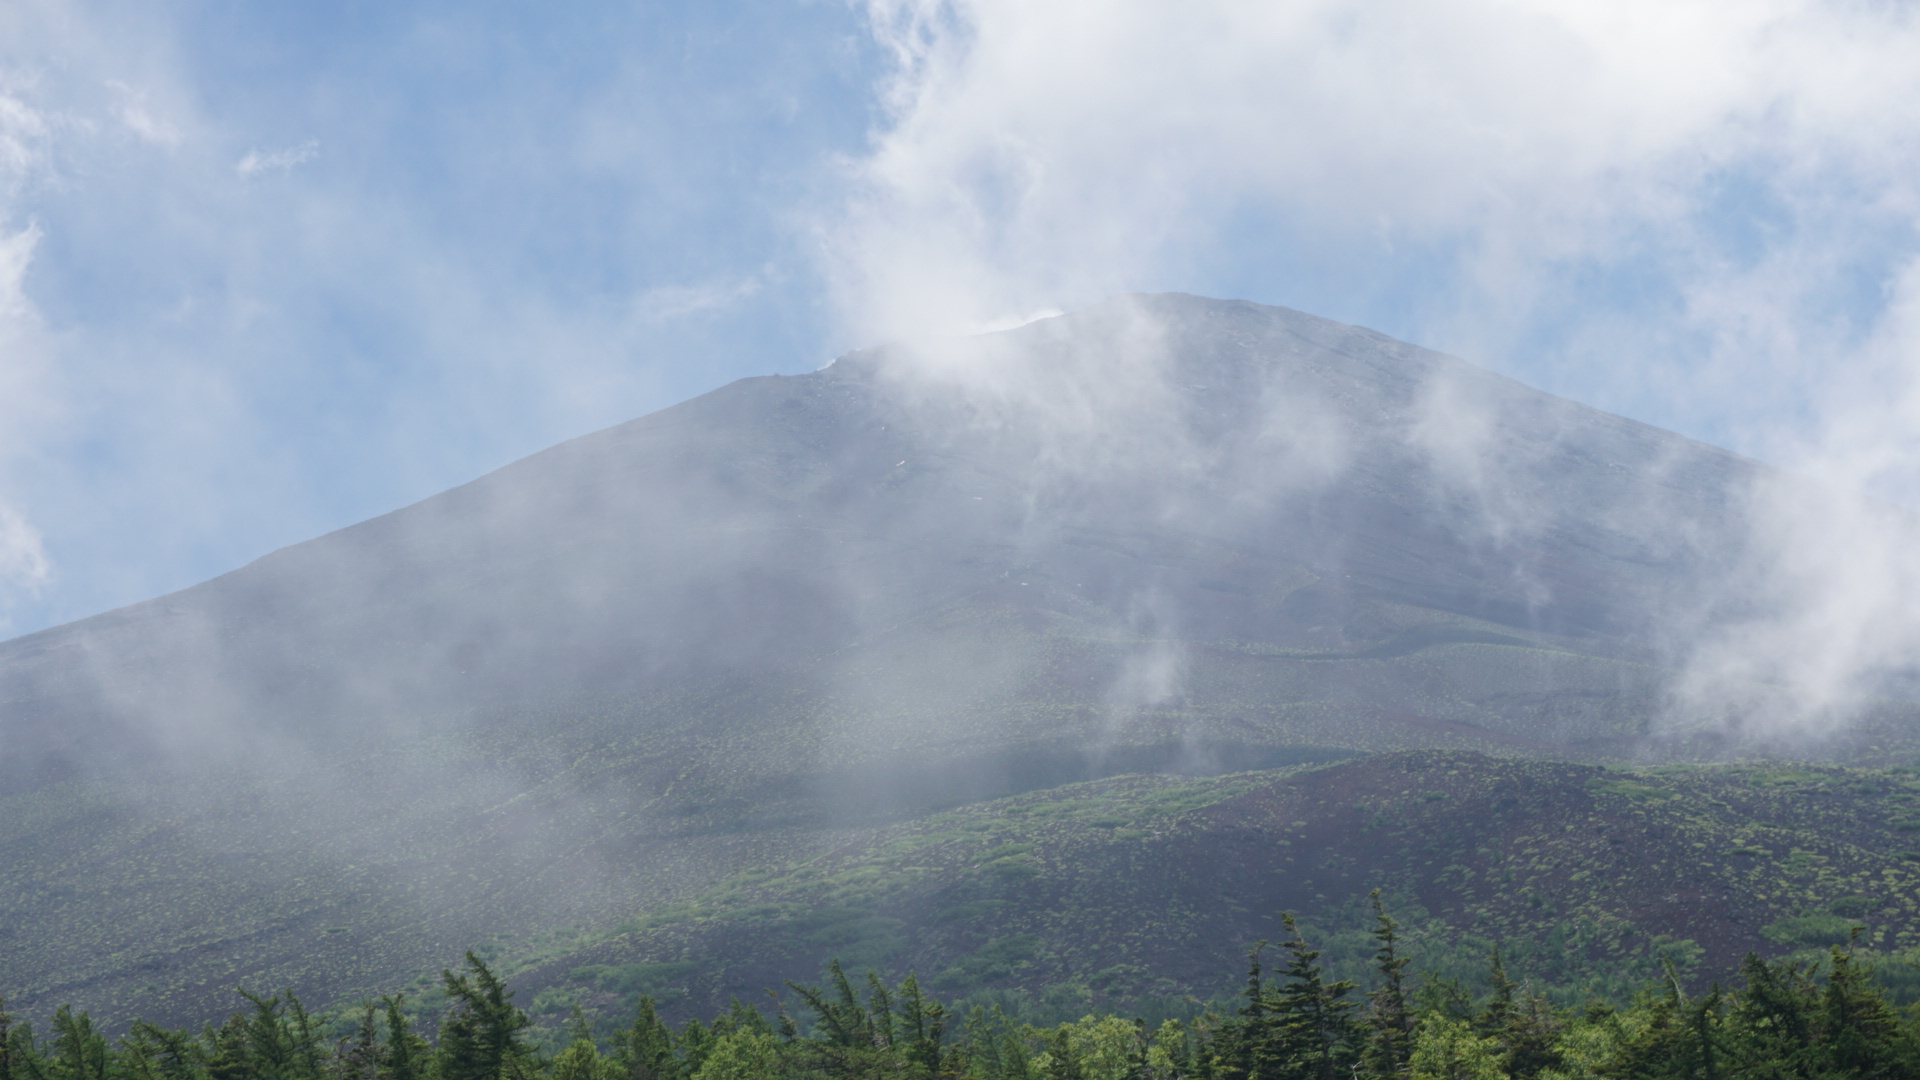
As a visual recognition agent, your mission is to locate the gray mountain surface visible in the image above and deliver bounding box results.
[0,293,1888,1024]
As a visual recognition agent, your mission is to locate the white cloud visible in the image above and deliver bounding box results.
[966,307,1061,335]
[834,0,1920,736]
[0,72,55,622]
[630,274,763,323]
[107,79,181,146]
[1668,256,1920,733]
[0,92,50,184]
[0,221,53,620]
[0,498,50,598]
[836,0,1920,343]
[2,0,1918,741]
[236,138,318,178]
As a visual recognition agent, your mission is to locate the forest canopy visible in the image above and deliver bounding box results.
[6,896,1918,1080]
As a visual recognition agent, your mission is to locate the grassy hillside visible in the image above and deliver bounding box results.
[487,751,1920,1028]
[0,594,1706,1029]
[9,593,1920,1031]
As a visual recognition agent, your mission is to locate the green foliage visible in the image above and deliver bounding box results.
[436,954,534,1080]
[1364,892,1417,1080]
[1585,776,1669,803]
[448,750,1920,1028]
[683,1031,780,1080]
[1409,1016,1506,1080]
[1,993,14,1080]
[20,902,1920,1080]
[33,747,1920,1061]
[1,586,1738,1032]
[938,936,1044,993]
[568,965,698,1009]
[1764,915,1865,948]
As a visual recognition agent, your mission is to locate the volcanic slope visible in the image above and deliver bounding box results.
[505,751,1920,1024]
[1,294,1808,789]
[3,293,1915,1026]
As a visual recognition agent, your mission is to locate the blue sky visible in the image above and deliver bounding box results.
[4,0,1920,637]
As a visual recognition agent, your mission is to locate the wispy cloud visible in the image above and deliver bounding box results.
[0,1,878,634]
[835,1,1920,356]
[831,0,1920,736]
[0,91,50,184]
[0,83,54,626]
[7,0,1920,742]
[236,138,317,177]
[0,498,50,606]
[107,80,181,146]
[630,274,762,323]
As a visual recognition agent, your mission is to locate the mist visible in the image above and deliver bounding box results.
[6,0,1920,1035]
[826,0,1920,738]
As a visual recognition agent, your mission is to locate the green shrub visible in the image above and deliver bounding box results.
[569,960,699,1005]
[1588,777,1669,801]
[1761,914,1861,947]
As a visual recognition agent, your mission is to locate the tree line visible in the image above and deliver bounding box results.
[5,893,1918,1080]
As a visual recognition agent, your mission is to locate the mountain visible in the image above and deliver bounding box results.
[2,293,1913,1027]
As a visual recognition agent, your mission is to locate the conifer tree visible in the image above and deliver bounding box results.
[1688,987,1722,1080]
[675,1020,713,1078]
[1125,1018,1153,1080]
[617,997,678,1080]
[549,1007,604,1080]
[204,1014,250,1080]
[284,992,325,1080]
[1497,991,1563,1080]
[1214,942,1269,1080]
[1364,892,1415,1080]
[380,996,426,1080]
[122,1021,199,1080]
[1813,941,1905,1080]
[0,991,13,1080]
[721,998,768,1038]
[895,974,947,1077]
[864,974,895,1052]
[1412,977,1473,1026]
[1272,913,1361,1080]
[961,1005,1028,1080]
[239,990,297,1080]
[1041,1027,1084,1080]
[799,960,874,1050]
[1408,1016,1505,1080]
[1152,1018,1195,1079]
[960,1009,1000,1080]
[5,1019,43,1080]
[436,954,533,1080]
[1725,952,1813,1077]
[49,1007,108,1080]
[1594,963,1717,1080]
[335,1005,386,1080]
[1474,948,1515,1042]
[786,961,897,1076]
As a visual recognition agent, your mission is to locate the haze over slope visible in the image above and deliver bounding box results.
[0,294,1785,780]
[1,293,1908,1024]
